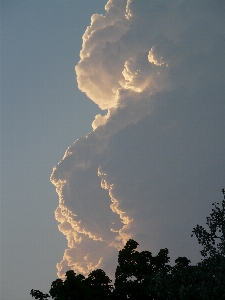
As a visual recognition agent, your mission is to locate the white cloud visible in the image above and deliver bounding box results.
[51,0,225,277]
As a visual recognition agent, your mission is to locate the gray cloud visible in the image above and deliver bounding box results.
[51,0,225,278]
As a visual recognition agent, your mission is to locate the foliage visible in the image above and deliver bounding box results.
[31,269,112,300]
[114,239,170,299]
[30,289,50,300]
[85,269,113,299]
[191,188,225,258]
[31,190,225,300]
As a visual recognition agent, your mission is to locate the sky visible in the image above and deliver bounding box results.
[1,1,106,299]
[1,0,225,299]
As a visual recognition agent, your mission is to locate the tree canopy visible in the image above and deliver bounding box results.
[31,189,225,300]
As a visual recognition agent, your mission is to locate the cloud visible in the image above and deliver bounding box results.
[51,0,225,278]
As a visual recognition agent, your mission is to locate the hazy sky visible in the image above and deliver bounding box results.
[1,1,105,299]
[1,1,225,300]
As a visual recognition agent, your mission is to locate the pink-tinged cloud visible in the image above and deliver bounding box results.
[51,0,225,278]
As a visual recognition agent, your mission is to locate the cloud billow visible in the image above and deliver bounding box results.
[51,0,225,278]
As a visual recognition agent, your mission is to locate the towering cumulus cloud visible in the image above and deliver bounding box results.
[51,0,225,278]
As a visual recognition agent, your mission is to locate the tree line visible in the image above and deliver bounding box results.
[31,189,225,300]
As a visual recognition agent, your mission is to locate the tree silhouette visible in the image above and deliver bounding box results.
[192,188,225,257]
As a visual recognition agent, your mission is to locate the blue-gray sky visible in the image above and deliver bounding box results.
[1,1,225,300]
[1,1,106,299]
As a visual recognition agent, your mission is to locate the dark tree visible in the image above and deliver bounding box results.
[192,188,225,258]
[31,269,112,300]
[85,269,113,299]
[114,239,170,299]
